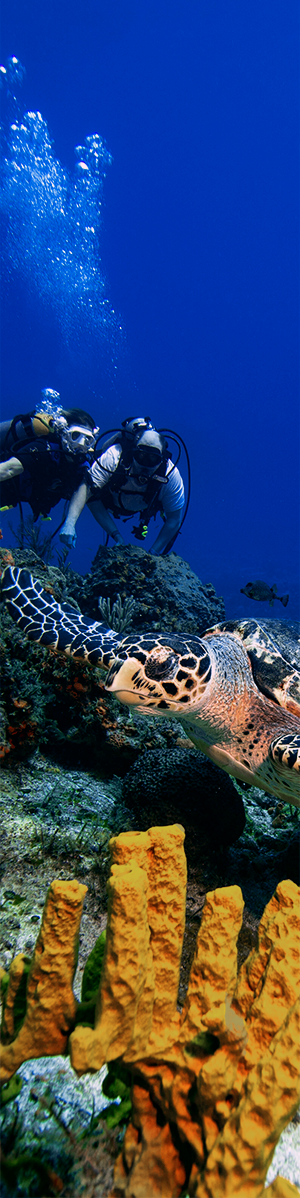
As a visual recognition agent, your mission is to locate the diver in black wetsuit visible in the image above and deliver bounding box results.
[0,391,99,522]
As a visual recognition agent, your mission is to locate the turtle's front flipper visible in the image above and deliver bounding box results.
[1,567,120,668]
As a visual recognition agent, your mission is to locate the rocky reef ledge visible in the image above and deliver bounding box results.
[1,542,225,634]
[76,543,225,634]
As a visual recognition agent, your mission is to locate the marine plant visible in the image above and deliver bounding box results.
[98,591,137,633]
[0,825,299,1198]
[8,514,55,562]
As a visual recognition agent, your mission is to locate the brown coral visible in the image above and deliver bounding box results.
[5,701,38,754]
[0,547,15,573]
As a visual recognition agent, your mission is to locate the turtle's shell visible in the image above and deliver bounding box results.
[210,618,300,718]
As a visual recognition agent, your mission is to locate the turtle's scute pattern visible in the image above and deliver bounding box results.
[215,617,300,714]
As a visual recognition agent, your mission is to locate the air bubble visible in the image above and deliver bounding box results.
[0,57,122,366]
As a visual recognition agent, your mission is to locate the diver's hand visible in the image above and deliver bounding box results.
[59,523,77,548]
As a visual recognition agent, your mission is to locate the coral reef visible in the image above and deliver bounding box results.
[0,1054,119,1198]
[1,825,299,1196]
[0,596,117,765]
[0,571,143,769]
[122,745,246,849]
[76,543,225,634]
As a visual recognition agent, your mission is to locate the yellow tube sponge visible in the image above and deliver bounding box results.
[70,824,187,1073]
[179,885,244,1043]
[193,999,300,1197]
[194,876,300,1148]
[70,860,155,1074]
[0,879,87,1083]
[106,867,299,1198]
[110,823,187,1048]
[233,879,300,1094]
[264,1180,300,1198]
[1,827,299,1198]
[1,953,30,1041]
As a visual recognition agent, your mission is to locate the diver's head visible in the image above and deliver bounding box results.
[57,408,99,456]
[122,416,153,441]
[132,428,166,477]
[34,397,99,454]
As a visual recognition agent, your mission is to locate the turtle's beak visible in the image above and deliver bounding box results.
[105,659,152,707]
[109,688,142,706]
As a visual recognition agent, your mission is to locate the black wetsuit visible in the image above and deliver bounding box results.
[0,439,88,520]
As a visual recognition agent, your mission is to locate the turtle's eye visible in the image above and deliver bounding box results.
[270,732,300,772]
[144,647,179,681]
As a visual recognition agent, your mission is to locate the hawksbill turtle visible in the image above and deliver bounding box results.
[2,566,300,806]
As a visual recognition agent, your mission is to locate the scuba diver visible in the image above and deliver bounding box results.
[60,416,186,555]
[0,390,99,524]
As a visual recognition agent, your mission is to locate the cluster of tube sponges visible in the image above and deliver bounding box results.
[0,824,299,1197]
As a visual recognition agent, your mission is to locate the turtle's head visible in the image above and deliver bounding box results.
[105,638,212,714]
[270,732,300,805]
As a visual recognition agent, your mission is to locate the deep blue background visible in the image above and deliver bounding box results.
[0,0,299,618]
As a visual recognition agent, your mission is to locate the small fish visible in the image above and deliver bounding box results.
[240,580,289,607]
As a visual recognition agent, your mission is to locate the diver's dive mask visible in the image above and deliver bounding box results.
[132,429,165,478]
[59,424,99,456]
[133,446,162,468]
[132,446,163,477]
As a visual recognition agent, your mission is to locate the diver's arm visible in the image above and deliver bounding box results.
[59,482,91,547]
[80,446,125,544]
[88,497,125,544]
[150,509,182,555]
[0,456,24,481]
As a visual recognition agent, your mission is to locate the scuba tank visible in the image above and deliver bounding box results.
[0,411,55,460]
[0,390,62,461]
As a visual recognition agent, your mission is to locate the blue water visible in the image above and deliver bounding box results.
[0,1,299,621]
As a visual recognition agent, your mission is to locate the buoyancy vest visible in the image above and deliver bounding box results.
[0,439,87,519]
[97,439,170,520]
